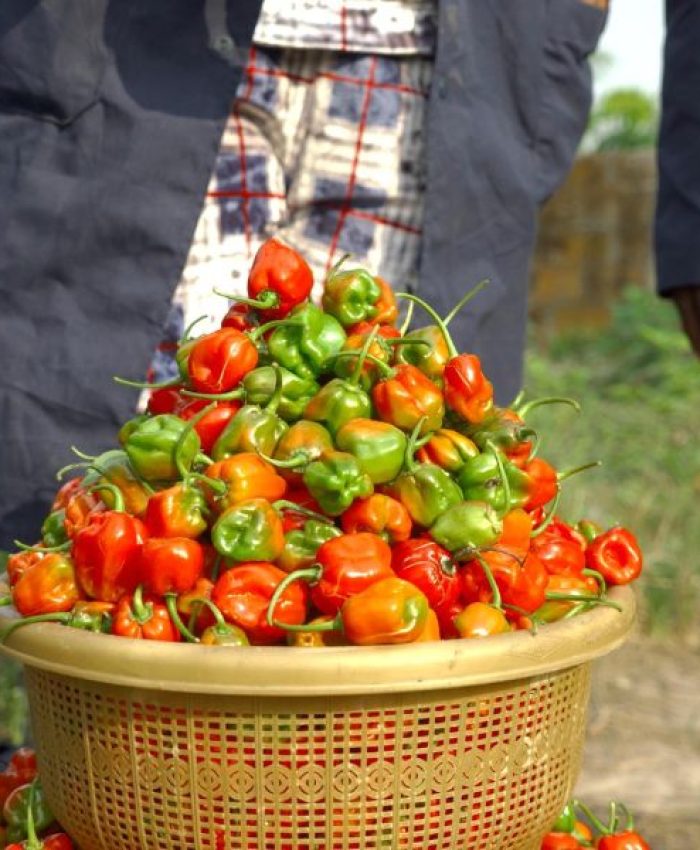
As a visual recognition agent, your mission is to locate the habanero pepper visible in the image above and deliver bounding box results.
[456,449,531,514]
[341,494,412,543]
[0,750,37,813]
[332,328,391,391]
[243,366,319,422]
[269,420,334,485]
[266,302,347,382]
[211,380,289,459]
[521,457,601,512]
[429,500,503,553]
[50,477,83,511]
[271,532,394,617]
[244,236,314,320]
[11,553,81,617]
[71,485,148,603]
[453,602,511,639]
[585,526,643,586]
[144,482,209,539]
[532,529,586,578]
[461,547,548,615]
[137,537,205,596]
[302,451,374,517]
[124,414,201,483]
[335,418,407,484]
[212,562,308,645]
[40,509,67,549]
[112,586,181,642]
[575,801,650,850]
[221,301,257,332]
[385,419,462,527]
[203,454,287,511]
[416,428,479,473]
[372,361,444,435]
[277,520,341,574]
[212,498,285,563]
[321,259,384,328]
[178,399,241,455]
[187,327,259,395]
[147,384,185,415]
[391,538,460,612]
[3,780,54,845]
[274,577,429,646]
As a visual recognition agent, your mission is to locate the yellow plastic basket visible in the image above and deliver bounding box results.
[0,587,634,850]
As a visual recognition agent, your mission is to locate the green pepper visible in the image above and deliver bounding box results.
[267,302,346,381]
[212,404,288,460]
[41,509,67,548]
[302,451,374,517]
[395,325,450,383]
[124,414,200,482]
[91,448,152,516]
[429,500,502,553]
[335,418,407,484]
[211,498,285,562]
[277,520,342,573]
[321,262,382,327]
[4,780,54,843]
[456,451,530,513]
[118,413,150,446]
[243,366,319,421]
[385,420,462,526]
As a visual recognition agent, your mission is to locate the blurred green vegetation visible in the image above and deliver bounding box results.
[585,88,658,152]
[525,287,700,642]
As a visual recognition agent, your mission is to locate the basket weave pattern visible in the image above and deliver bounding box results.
[27,664,590,850]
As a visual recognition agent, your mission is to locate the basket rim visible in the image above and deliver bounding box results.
[0,587,635,696]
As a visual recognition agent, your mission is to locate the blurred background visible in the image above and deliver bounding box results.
[527,1,700,847]
[1,1,698,846]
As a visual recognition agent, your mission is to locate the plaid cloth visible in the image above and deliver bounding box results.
[253,0,438,55]
[149,47,432,382]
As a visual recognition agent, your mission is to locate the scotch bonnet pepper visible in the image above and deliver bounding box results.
[341,494,412,543]
[244,237,314,320]
[302,451,374,517]
[144,482,209,539]
[267,302,346,381]
[243,366,319,421]
[321,259,384,328]
[335,418,407,484]
[212,498,285,562]
[277,519,341,573]
[124,414,200,482]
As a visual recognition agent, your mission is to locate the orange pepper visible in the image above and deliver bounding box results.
[340,493,412,543]
[204,453,286,510]
[12,553,82,617]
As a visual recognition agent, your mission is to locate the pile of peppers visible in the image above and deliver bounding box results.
[542,800,651,849]
[0,238,643,648]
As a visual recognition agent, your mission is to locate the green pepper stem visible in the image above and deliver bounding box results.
[181,388,245,401]
[186,472,227,496]
[266,567,321,628]
[442,279,489,327]
[249,316,303,340]
[87,481,126,514]
[502,603,540,635]
[486,441,512,518]
[327,252,352,280]
[330,350,394,378]
[189,596,227,629]
[395,292,458,358]
[508,390,526,409]
[561,601,592,620]
[473,554,503,610]
[273,500,334,524]
[573,800,611,836]
[131,585,153,625]
[196,452,214,467]
[615,801,634,833]
[516,396,581,419]
[165,594,199,643]
[404,416,428,472]
[350,325,380,386]
[544,592,622,612]
[259,451,310,470]
[399,299,415,336]
[13,539,72,554]
[24,779,41,850]
[530,489,561,538]
[558,460,602,482]
[113,376,181,390]
[582,567,607,596]
[213,288,280,311]
[70,445,97,461]
[0,612,72,643]
[179,314,208,343]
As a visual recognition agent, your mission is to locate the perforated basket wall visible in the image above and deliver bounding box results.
[26,663,590,850]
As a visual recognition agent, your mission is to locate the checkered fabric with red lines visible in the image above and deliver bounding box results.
[148,46,433,383]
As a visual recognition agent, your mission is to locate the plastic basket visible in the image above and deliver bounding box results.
[0,587,635,850]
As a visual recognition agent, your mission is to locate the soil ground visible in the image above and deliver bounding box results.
[576,633,700,850]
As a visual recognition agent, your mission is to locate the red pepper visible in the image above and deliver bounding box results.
[462,547,548,614]
[204,454,287,511]
[390,538,461,613]
[147,385,185,415]
[371,276,399,325]
[532,531,586,578]
[137,537,205,596]
[0,750,37,813]
[6,552,45,588]
[540,834,582,850]
[443,353,494,424]
[372,363,444,434]
[221,302,257,332]
[345,321,400,339]
[112,586,181,641]
[585,527,643,586]
[187,328,259,395]
[144,482,209,539]
[178,400,241,455]
[247,237,314,320]
[212,562,308,645]
[11,553,82,617]
[340,494,412,543]
[50,477,83,512]
[63,486,105,539]
[177,577,217,632]
[72,511,148,603]
[310,533,394,615]
[6,835,74,850]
